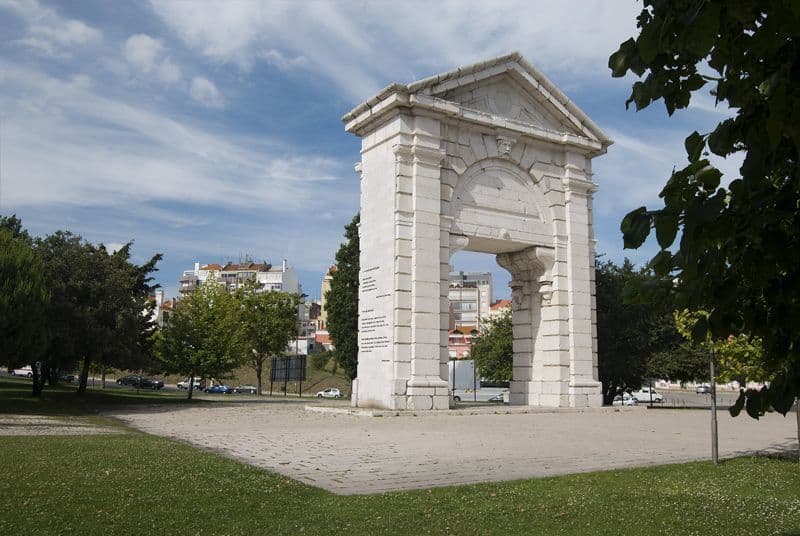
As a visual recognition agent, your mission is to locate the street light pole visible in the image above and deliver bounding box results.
[296,293,308,397]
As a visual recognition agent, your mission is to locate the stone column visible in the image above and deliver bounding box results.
[563,152,603,407]
[405,118,450,410]
[497,246,555,406]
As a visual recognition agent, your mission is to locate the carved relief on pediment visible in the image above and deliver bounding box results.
[441,75,579,136]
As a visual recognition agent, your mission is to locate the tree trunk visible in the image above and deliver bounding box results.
[31,363,43,397]
[256,361,263,397]
[796,397,799,463]
[77,356,91,393]
[187,372,194,400]
[101,364,106,389]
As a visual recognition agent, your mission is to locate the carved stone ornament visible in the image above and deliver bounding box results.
[538,278,553,305]
[496,135,516,157]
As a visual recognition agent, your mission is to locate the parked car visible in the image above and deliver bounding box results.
[11,367,33,377]
[696,384,712,394]
[487,392,507,403]
[116,375,142,386]
[612,393,638,406]
[631,387,664,403]
[59,373,77,383]
[140,378,164,390]
[453,388,509,403]
[204,384,231,394]
[316,388,343,399]
[232,385,258,395]
[177,378,204,390]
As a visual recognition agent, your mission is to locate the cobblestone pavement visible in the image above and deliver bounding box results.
[106,401,798,495]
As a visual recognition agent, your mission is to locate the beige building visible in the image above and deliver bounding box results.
[318,265,335,330]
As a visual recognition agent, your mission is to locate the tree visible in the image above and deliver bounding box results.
[646,344,708,385]
[156,276,242,399]
[674,309,769,387]
[611,1,800,416]
[596,259,682,404]
[236,279,299,396]
[35,234,162,394]
[471,310,512,383]
[35,232,93,389]
[0,219,49,396]
[326,214,359,380]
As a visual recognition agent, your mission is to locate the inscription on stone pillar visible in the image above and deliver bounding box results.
[359,265,393,354]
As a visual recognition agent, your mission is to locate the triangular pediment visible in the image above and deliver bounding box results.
[406,52,611,146]
[344,53,612,153]
[435,74,581,136]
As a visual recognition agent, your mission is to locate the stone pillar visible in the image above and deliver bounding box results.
[497,246,556,406]
[404,117,450,411]
[563,152,603,407]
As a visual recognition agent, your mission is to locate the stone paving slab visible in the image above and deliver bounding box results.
[105,401,798,495]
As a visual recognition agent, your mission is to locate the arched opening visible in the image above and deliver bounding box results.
[447,250,512,404]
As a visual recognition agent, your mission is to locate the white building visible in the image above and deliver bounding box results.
[179,259,300,295]
[448,271,493,328]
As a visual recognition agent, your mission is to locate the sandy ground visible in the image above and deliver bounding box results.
[103,401,798,495]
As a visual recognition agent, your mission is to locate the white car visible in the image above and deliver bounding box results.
[631,387,664,403]
[177,378,203,390]
[316,388,343,399]
[612,393,637,406]
[11,367,33,377]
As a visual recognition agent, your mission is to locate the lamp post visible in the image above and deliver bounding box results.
[295,293,308,397]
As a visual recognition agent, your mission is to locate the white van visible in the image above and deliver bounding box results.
[177,378,204,390]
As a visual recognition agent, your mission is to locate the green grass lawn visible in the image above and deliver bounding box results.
[1,378,798,535]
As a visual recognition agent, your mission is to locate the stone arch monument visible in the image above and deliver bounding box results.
[342,53,613,410]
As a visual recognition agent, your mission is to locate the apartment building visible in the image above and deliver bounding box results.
[448,271,493,328]
[179,259,300,295]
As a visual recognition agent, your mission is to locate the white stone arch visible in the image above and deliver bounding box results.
[343,53,612,410]
[448,157,554,254]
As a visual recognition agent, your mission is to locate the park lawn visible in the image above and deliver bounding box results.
[1,378,798,535]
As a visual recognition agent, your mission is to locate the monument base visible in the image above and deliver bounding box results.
[509,380,603,408]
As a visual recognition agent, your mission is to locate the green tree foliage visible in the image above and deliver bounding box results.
[0,219,49,395]
[596,259,681,404]
[646,344,708,385]
[471,310,512,383]
[156,276,242,399]
[309,351,330,372]
[36,233,161,393]
[674,309,768,386]
[326,214,359,380]
[611,1,800,415]
[236,279,299,395]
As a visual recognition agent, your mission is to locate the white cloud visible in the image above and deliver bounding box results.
[0,63,353,216]
[189,76,223,108]
[123,34,182,86]
[157,57,182,85]
[124,34,163,72]
[2,0,101,58]
[258,49,307,71]
[149,0,640,101]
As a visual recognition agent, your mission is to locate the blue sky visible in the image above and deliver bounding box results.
[0,0,740,301]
